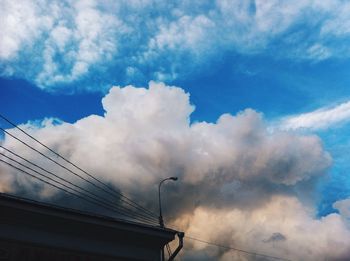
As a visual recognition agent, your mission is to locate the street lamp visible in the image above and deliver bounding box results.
[158,177,178,228]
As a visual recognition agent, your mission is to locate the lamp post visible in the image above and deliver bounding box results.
[158,177,178,228]
[158,177,178,261]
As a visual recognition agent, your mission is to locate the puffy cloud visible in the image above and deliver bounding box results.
[0,82,343,259]
[280,100,350,131]
[2,0,350,91]
[35,0,122,88]
[0,0,122,90]
[0,0,50,60]
[334,198,350,220]
[0,82,330,195]
[174,196,350,261]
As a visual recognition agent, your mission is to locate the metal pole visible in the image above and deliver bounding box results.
[159,179,165,228]
[158,177,178,228]
[158,177,178,261]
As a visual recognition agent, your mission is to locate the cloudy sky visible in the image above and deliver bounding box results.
[2,0,350,260]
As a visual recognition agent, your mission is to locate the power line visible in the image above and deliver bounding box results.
[1,114,159,218]
[0,114,158,219]
[0,159,115,214]
[185,236,292,261]
[0,121,157,220]
[0,145,159,224]
[0,157,158,225]
[0,154,158,225]
[0,127,156,220]
[0,116,293,258]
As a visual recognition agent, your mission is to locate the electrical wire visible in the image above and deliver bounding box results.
[0,145,159,224]
[186,236,292,261]
[0,155,159,225]
[0,127,157,221]
[0,159,115,215]
[0,114,158,219]
[0,123,158,220]
[0,116,294,258]
[0,159,158,225]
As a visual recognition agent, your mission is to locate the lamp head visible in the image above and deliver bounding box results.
[170,177,178,181]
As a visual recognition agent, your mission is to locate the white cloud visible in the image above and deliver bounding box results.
[0,0,49,59]
[319,1,350,37]
[334,198,350,220]
[2,82,329,189]
[280,100,350,130]
[0,0,122,90]
[306,44,331,60]
[2,0,350,91]
[174,196,350,261]
[35,0,122,87]
[0,82,341,259]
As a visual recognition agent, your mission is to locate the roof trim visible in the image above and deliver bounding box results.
[0,193,178,238]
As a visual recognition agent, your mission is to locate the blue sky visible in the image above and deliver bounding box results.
[3,1,350,259]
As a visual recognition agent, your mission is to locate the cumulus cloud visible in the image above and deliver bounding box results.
[334,198,350,220]
[2,0,350,91]
[174,196,350,261]
[0,82,345,259]
[280,100,350,131]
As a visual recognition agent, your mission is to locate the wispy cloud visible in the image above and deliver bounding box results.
[2,0,350,91]
[0,0,122,90]
[280,100,350,130]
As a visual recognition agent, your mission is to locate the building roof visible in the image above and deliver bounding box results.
[0,193,178,260]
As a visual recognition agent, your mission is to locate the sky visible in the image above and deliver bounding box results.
[2,0,350,260]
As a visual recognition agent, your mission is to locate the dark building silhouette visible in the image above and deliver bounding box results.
[0,193,183,261]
